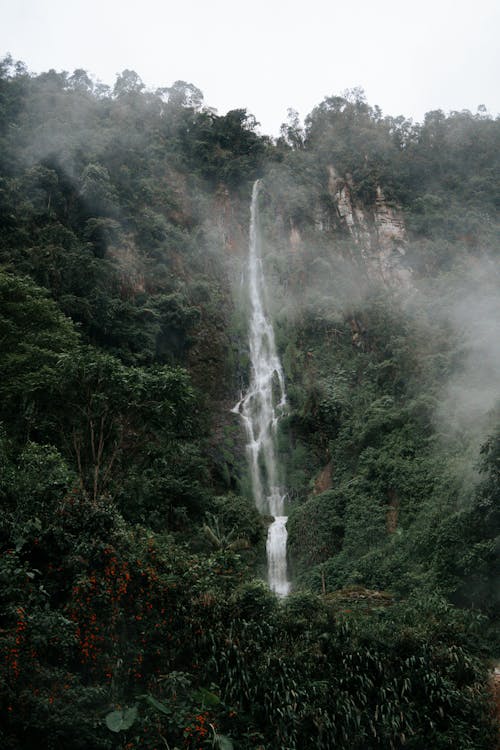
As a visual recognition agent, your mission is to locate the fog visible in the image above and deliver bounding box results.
[433,258,500,446]
[251,165,500,476]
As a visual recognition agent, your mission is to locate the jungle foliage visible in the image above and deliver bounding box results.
[0,58,498,748]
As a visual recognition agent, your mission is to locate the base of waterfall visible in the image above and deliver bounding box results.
[266,516,290,597]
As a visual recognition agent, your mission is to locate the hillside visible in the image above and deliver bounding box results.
[0,56,499,749]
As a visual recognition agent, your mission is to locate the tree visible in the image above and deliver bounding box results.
[113,69,145,97]
[278,108,304,150]
[160,80,204,110]
[53,349,199,504]
[0,271,79,438]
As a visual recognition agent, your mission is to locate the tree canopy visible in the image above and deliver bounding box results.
[0,58,498,749]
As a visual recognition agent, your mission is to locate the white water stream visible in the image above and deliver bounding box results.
[233,180,290,596]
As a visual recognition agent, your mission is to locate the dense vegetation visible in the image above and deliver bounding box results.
[0,56,498,748]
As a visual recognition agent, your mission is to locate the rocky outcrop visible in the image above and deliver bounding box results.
[313,461,333,494]
[326,165,412,288]
[289,222,302,251]
[212,186,246,254]
[107,234,146,297]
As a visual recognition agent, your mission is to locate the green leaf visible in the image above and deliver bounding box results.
[121,707,138,730]
[193,687,220,707]
[214,734,234,750]
[105,711,123,733]
[105,706,138,732]
[143,694,172,716]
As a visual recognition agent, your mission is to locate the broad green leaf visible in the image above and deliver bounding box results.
[144,694,172,716]
[193,687,220,707]
[215,734,234,750]
[105,706,138,733]
[121,706,138,730]
[105,711,124,733]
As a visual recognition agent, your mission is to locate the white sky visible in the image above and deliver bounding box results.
[1,0,499,135]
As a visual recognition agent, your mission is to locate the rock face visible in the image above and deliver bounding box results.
[327,165,412,288]
[313,462,333,494]
[107,234,146,296]
[212,185,246,255]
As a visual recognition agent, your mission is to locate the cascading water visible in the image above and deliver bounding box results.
[233,180,290,596]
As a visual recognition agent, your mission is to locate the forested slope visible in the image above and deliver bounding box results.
[0,57,498,749]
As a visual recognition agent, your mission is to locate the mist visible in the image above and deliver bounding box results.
[432,257,500,446]
[1,51,499,748]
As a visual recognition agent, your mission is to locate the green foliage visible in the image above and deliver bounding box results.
[208,493,265,547]
[288,489,345,568]
[0,56,498,750]
[0,270,79,437]
[281,277,499,664]
[191,585,495,749]
[105,705,138,732]
[305,89,401,204]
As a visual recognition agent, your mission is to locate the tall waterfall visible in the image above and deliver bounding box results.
[233,180,290,596]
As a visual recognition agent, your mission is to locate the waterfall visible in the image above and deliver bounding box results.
[233,180,290,596]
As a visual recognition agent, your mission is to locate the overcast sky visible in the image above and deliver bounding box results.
[1,0,499,134]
